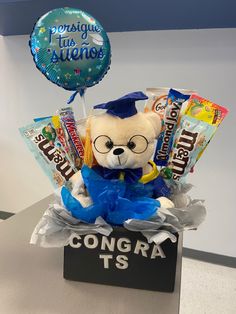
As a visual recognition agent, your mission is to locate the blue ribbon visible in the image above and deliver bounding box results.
[94,166,143,184]
[67,88,86,104]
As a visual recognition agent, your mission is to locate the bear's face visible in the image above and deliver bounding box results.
[90,112,161,169]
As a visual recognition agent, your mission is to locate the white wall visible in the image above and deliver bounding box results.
[0,29,235,257]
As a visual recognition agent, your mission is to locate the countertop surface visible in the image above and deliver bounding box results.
[0,195,182,314]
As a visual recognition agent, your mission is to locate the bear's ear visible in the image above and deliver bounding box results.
[144,111,162,138]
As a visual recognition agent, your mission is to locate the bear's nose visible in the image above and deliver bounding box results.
[113,148,124,155]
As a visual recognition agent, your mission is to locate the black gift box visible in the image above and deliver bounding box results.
[64,228,179,292]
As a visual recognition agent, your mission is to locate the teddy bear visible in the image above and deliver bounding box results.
[62,92,174,225]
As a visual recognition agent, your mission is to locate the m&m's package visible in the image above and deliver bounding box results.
[167,115,216,182]
[20,118,76,188]
[166,95,229,182]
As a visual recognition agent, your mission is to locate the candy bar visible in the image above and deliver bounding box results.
[59,107,84,169]
[154,89,190,166]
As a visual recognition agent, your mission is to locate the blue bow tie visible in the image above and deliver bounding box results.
[102,167,143,183]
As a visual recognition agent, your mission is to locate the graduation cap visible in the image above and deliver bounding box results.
[93,91,148,119]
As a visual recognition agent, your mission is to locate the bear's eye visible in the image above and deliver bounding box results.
[127,135,149,154]
[105,140,113,149]
[93,135,113,154]
[127,141,136,150]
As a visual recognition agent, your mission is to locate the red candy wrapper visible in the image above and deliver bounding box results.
[59,107,84,170]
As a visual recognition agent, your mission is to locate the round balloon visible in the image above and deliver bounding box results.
[30,7,111,91]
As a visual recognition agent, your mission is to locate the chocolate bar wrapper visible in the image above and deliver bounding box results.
[154,89,190,166]
[20,118,76,188]
[59,107,84,170]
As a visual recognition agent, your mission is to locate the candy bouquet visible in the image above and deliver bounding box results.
[20,7,229,291]
[20,87,228,247]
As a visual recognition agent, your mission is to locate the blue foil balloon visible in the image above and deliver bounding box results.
[30,7,111,91]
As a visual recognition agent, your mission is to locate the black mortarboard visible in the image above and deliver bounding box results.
[93,91,148,119]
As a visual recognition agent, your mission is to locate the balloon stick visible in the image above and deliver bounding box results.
[81,92,87,119]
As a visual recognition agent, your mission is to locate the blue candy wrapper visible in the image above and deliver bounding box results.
[154,89,190,166]
[33,116,52,122]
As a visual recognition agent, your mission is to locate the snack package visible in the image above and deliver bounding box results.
[184,94,228,126]
[20,118,76,188]
[144,87,169,119]
[154,89,190,166]
[184,94,229,162]
[59,107,84,170]
[167,107,228,183]
[144,87,195,118]
[33,115,86,166]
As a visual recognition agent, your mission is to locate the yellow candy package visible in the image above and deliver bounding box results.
[184,94,228,126]
[185,94,229,162]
